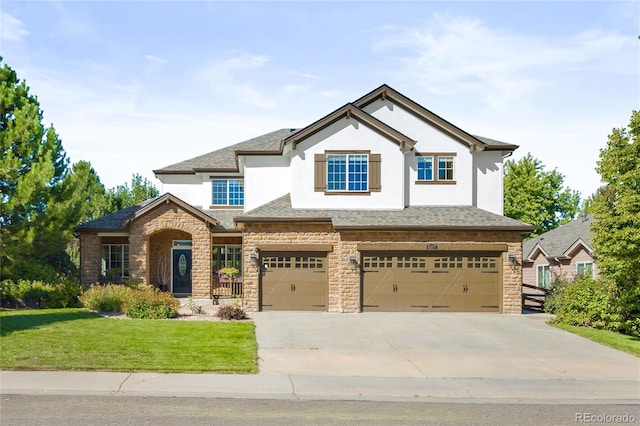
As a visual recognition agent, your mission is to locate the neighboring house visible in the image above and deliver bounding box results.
[75,84,534,313]
[522,214,598,289]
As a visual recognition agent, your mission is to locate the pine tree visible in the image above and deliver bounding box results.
[1,58,71,280]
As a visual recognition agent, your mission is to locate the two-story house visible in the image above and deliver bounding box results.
[76,85,534,313]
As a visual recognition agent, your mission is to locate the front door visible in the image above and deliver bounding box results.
[172,249,192,294]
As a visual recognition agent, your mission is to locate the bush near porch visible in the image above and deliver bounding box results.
[80,283,180,319]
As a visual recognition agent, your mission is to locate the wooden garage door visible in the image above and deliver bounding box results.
[260,254,327,311]
[362,253,501,312]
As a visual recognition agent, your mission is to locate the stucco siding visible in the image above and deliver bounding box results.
[290,117,406,209]
[474,151,504,215]
[244,155,291,211]
[160,174,207,207]
[364,99,476,207]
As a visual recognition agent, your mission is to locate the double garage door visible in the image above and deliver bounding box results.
[362,253,501,312]
[259,251,501,312]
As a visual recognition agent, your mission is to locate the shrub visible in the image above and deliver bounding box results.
[47,280,83,308]
[618,284,640,337]
[79,284,130,312]
[216,305,248,321]
[0,280,18,307]
[1,279,84,309]
[21,281,52,306]
[124,288,179,319]
[550,276,621,331]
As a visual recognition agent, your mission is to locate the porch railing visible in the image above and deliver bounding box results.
[211,277,243,299]
[522,283,548,313]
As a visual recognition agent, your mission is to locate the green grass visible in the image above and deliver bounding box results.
[552,323,640,357]
[0,308,257,373]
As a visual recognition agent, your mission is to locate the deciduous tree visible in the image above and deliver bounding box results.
[590,111,640,289]
[504,153,580,236]
[106,173,159,211]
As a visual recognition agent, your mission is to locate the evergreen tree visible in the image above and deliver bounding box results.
[1,58,70,280]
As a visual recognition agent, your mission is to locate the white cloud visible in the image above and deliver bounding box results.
[0,12,29,43]
[196,52,275,109]
[145,54,166,64]
[372,15,632,109]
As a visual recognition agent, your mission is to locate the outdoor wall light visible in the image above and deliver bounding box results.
[508,253,518,266]
[348,255,357,269]
[250,251,259,265]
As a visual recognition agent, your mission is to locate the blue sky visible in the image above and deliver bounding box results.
[1,1,638,200]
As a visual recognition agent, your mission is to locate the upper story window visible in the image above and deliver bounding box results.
[417,156,434,181]
[576,262,594,278]
[416,153,456,184]
[314,151,381,194]
[327,154,368,192]
[212,178,244,206]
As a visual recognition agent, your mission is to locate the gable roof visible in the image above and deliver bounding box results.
[283,103,416,150]
[353,84,518,152]
[523,214,595,261]
[154,84,518,176]
[235,194,535,232]
[75,193,223,232]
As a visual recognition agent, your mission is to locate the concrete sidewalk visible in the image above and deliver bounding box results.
[2,313,638,404]
[1,370,638,404]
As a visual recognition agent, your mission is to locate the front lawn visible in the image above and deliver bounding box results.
[552,323,640,357]
[0,309,257,373]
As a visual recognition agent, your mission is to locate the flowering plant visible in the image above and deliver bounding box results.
[218,267,239,282]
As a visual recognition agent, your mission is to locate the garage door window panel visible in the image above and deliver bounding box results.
[261,254,327,311]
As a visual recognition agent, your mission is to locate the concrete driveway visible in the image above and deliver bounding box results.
[254,312,639,381]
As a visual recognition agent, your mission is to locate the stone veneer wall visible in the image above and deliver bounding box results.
[241,225,524,314]
[128,203,212,298]
[79,233,101,284]
[148,229,191,290]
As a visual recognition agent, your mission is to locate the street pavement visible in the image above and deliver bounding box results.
[1,312,638,404]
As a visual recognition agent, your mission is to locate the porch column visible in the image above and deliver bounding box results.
[128,229,147,283]
[191,225,212,298]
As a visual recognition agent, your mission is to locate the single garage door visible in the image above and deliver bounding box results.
[260,253,328,311]
[362,253,501,312]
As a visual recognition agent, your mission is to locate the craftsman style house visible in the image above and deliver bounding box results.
[76,85,534,313]
[522,214,598,289]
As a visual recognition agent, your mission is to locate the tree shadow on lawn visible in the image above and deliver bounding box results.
[0,309,99,336]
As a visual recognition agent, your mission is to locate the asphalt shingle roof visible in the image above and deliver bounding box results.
[153,129,515,175]
[154,128,298,173]
[523,214,594,259]
[74,198,157,232]
[236,194,535,230]
[75,197,239,232]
